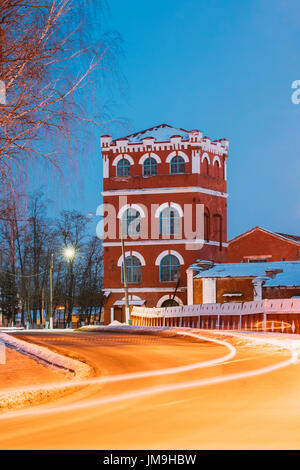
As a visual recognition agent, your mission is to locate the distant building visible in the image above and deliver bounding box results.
[228,226,300,263]
[187,260,300,305]
[101,123,229,324]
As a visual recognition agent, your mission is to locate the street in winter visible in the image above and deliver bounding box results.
[0,0,300,456]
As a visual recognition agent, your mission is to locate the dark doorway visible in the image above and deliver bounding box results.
[161,299,179,307]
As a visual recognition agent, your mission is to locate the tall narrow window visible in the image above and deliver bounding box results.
[203,158,209,176]
[204,208,210,241]
[213,160,221,178]
[121,256,141,284]
[213,214,223,250]
[159,207,180,235]
[160,255,180,282]
[170,156,185,174]
[143,157,157,176]
[116,159,130,177]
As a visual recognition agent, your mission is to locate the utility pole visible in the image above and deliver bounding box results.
[41,287,44,328]
[49,253,53,329]
[120,227,130,324]
[171,272,181,303]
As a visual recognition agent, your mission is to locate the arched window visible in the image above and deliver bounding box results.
[213,214,223,250]
[203,158,209,176]
[170,155,185,174]
[213,160,221,178]
[143,157,157,176]
[159,207,180,235]
[121,256,141,284]
[204,208,210,241]
[116,159,130,177]
[160,254,180,282]
[121,208,141,237]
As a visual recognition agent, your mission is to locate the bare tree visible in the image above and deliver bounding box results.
[0,0,120,206]
[56,209,90,327]
[0,191,104,328]
[77,236,103,325]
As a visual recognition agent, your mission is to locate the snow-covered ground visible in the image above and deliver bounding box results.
[0,333,92,411]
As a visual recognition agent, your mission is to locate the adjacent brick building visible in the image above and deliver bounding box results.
[187,260,300,305]
[228,226,300,263]
[100,124,229,324]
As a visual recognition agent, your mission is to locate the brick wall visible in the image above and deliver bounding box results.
[228,228,300,262]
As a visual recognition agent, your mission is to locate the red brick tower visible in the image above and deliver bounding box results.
[100,124,229,323]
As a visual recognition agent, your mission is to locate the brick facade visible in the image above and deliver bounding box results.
[228,226,300,263]
[100,124,229,324]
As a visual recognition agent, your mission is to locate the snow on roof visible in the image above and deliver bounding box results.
[275,232,300,243]
[192,260,300,287]
[114,124,191,144]
[264,263,300,287]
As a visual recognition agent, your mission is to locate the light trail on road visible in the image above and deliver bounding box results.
[0,329,297,422]
[0,331,236,410]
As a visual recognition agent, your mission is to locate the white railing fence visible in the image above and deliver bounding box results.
[131,299,300,333]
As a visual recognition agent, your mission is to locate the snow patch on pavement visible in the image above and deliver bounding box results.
[0,333,91,379]
[0,332,92,411]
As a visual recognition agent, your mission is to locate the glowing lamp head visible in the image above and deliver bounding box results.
[64,246,75,260]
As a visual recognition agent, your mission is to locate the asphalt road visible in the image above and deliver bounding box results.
[0,329,300,449]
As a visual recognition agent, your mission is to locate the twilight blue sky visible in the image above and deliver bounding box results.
[44,0,300,240]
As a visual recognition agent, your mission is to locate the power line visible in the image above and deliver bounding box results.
[0,267,49,278]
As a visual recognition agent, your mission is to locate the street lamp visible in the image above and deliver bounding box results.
[49,253,53,329]
[120,224,130,325]
[63,246,76,328]
[63,246,76,261]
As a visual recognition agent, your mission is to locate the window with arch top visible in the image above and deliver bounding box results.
[121,208,141,237]
[116,158,131,177]
[121,255,141,284]
[204,208,210,241]
[159,206,181,235]
[170,155,185,174]
[143,157,157,176]
[213,159,221,178]
[203,158,209,176]
[160,254,180,282]
[213,214,223,250]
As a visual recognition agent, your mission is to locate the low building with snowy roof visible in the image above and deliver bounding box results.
[187,260,300,305]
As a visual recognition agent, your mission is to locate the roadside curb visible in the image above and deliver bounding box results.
[0,332,91,379]
[0,332,92,411]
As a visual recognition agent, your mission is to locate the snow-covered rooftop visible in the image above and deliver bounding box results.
[192,260,300,287]
[114,124,191,144]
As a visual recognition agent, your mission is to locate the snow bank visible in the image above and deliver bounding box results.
[0,333,91,380]
[0,333,92,411]
[77,324,189,339]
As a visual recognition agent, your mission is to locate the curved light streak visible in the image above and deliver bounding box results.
[0,331,235,399]
[0,330,297,421]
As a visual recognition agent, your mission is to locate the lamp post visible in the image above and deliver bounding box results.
[63,246,76,328]
[88,211,130,325]
[49,253,53,329]
[120,226,130,324]
[171,271,181,304]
